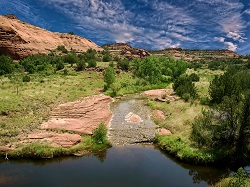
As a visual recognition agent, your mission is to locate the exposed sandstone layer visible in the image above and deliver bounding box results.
[41,95,113,134]
[103,43,151,59]
[143,89,179,102]
[27,132,82,148]
[0,15,102,60]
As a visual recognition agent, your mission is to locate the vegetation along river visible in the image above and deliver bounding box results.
[0,95,237,187]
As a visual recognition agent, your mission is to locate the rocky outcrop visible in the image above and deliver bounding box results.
[0,14,102,60]
[103,43,151,59]
[41,95,113,134]
[143,89,179,102]
[152,48,241,61]
[27,132,82,148]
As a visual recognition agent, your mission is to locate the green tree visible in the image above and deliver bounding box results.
[103,66,115,90]
[0,55,14,75]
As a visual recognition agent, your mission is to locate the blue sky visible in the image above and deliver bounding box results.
[0,0,250,55]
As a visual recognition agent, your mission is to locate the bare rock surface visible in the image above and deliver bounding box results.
[158,128,172,136]
[0,15,102,59]
[27,132,82,148]
[125,112,143,123]
[153,110,166,121]
[41,95,113,134]
[143,89,179,102]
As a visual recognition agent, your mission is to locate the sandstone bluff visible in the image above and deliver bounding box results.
[0,14,102,60]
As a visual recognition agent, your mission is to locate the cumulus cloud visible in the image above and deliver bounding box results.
[224,42,238,52]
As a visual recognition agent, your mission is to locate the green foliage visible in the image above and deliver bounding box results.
[22,75,31,82]
[117,58,130,71]
[131,56,189,84]
[92,122,107,144]
[110,82,121,97]
[102,52,112,62]
[83,48,97,62]
[229,168,248,187]
[76,60,86,71]
[68,31,74,35]
[63,53,79,67]
[56,45,68,53]
[189,73,200,82]
[20,54,56,74]
[182,93,190,102]
[155,135,228,164]
[55,59,65,71]
[103,66,115,90]
[87,59,97,68]
[0,55,14,75]
[173,75,198,99]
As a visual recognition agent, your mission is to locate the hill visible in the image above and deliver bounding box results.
[0,14,102,60]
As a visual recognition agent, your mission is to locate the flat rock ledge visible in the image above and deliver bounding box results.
[41,94,113,134]
[27,132,82,148]
[143,89,179,102]
[153,110,166,121]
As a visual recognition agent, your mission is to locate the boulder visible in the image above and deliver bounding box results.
[158,128,172,136]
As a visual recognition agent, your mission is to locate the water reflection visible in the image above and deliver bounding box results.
[0,145,230,187]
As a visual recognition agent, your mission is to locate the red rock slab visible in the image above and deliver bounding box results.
[143,89,179,102]
[28,132,81,148]
[40,95,113,134]
[125,112,143,123]
[158,128,172,136]
[153,110,166,121]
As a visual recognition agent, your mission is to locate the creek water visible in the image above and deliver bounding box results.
[0,145,229,187]
[0,95,232,186]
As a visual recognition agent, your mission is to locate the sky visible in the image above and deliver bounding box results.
[0,0,250,55]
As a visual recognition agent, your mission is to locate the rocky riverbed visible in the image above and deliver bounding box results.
[108,95,157,145]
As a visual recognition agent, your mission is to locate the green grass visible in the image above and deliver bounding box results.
[0,70,104,146]
[4,135,111,159]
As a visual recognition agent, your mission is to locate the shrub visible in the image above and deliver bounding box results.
[87,59,97,68]
[110,82,121,97]
[182,93,190,102]
[22,75,31,82]
[56,45,68,53]
[0,55,14,75]
[76,60,86,71]
[92,122,107,144]
[56,60,65,71]
[63,69,68,75]
[117,59,130,71]
[189,73,200,82]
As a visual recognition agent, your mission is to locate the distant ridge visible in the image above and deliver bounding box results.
[0,14,102,60]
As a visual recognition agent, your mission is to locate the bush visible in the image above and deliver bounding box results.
[173,76,198,99]
[182,93,190,102]
[22,75,31,82]
[0,55,14,75]
[189,73,200,82]
[76,60,86,71]
[56,60,65,71]
[117,59,130,71]
[92,122,107,144]
[110,82,121,97]
[56,45,68,53]
[87,59,97,68]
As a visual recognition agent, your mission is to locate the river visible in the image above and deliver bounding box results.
[0,145,229,187]
[0,95,232,187]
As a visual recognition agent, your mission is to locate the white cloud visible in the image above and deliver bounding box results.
[224,42,238,51]
[215,37,225,43]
